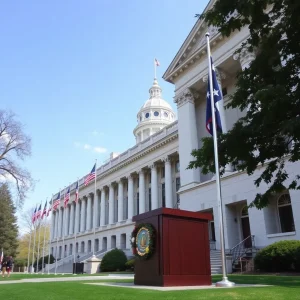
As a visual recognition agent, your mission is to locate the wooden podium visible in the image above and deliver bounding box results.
[132,208,212,287]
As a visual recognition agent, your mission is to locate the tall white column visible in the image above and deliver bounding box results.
[80,199,86,232]
[128,175,134,220]
[86,194,92,230]
[58,208,62,238]
[139,170,146,214]
[118,180,124,222]
[109,184,115,224]
[164,158,173,208]
[74,201,80,234]
[174,89,200,187]
[100,189,106,226]
[69,203,74,235]
[65,206,69,236]
[93,192,99,228]
[150,164,158,210]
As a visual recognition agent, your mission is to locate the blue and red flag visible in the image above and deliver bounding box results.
[32,206,37,223]
[64,186,70,208]
[74,181,79,203]
[35,204,42,220]
[206,57,223,135]
[52,192,61,211]
[41,201,47,219]
[84,163,96,186]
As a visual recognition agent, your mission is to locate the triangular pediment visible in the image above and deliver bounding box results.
[163,0,219,83]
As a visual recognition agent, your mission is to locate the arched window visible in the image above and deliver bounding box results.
[241,206,248,217]
[277,194,295,233]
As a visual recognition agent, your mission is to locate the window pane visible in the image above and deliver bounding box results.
[279,205,295,232]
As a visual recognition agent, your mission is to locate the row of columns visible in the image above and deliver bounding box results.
[174,49,255,187]
[51,157,175,240]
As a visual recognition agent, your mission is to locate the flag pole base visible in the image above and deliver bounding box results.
[216,277,235,287]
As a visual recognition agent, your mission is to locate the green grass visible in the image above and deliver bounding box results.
[0,275,299,299]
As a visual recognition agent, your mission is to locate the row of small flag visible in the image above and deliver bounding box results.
[32,163,96,224]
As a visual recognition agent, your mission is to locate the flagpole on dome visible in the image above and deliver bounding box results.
[205,32,234,287]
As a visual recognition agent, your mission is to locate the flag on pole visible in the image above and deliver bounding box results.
[46,205,52,217]
[32,206,37,223]
[154,58,160,66]
[41,201,47,219]
[74,181,79,203]
[206,57,223,136]
[84,163,96,186]
[36,204,42,220]
[64,186,70,208]
[52,192,60,211]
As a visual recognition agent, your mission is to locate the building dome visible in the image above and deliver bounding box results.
[133,78,176,143]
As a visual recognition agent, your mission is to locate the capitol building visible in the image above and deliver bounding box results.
[49,0,300,273]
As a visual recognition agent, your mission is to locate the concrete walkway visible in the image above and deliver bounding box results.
[0,274,134,285]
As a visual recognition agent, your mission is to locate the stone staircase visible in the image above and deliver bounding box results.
[210,250,222,274]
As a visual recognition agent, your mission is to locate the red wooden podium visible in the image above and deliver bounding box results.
[132,208,212,286]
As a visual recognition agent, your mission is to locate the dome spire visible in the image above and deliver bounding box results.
[149,77,162,99]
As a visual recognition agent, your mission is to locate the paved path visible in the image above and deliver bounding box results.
[0,275,134,285]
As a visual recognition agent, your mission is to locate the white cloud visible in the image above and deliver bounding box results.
[83,144,91,150]
[93,147,107,153]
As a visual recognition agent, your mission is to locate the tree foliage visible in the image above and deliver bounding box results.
[190,1,300,209]
[0,110,33,206]
[0,183,19,257]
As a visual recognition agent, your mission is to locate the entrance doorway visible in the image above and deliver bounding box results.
[241,206,252,248]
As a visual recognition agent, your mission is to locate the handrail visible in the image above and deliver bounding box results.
[230,235,255,268]
[230,235,253,252]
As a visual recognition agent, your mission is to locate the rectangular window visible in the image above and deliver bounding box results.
[161,167,165,178]
[149,188,151,211]
[162,183,165,207]
[175,161,180,173]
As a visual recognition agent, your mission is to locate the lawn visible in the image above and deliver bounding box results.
[0,274,299,299]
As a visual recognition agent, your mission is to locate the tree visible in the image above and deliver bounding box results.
[0,183,19,257]
[190,1,300,209]
[0,110,33,206]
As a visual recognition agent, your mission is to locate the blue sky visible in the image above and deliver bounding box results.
[0,0,206,218]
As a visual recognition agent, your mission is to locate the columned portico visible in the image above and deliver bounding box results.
[138,170,146,214]
[86,194,92,231]
[80,198,86,232]
[164,157,173,208]
[100,188,106,226]
[118,180,124,222]
[109,184,115,224]
[150,164,158,210]
[127,175,134,220]
[174,89,200,188]
[74,201,80,234]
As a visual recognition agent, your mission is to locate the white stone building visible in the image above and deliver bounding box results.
[49,0,299,273]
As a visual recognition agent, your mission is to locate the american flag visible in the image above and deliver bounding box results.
[35,204,42,220]
[52,192,61,211]
[41,201,47,219]
[206,56,223,135]
[46,205,52,217]
[32,206,37,223]
[84,163,96,186]
[64,186,70,208]
[74,181,79,203]
[155,58,160,66]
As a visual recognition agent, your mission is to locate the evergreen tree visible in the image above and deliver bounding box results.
[190,1,300,209]
[0,183,19,257]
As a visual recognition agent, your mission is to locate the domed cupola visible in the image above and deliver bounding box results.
[133,78,176,143]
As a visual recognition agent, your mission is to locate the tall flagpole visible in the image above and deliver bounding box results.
[47,196,53,274]
[206,32,234,287]
[31,214,37,274]
[73,179,79,273]
[61,186,67,275]
[92,160,97,256]
[154,58,156,79]
[36,206,43,274]
[54,190,61,275]
[41,201,48,275]
[26,224,32,273]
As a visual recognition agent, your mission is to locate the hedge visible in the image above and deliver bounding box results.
[100,249,127,272]
[254,240,300,272]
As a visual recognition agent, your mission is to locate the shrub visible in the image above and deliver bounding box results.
[125,258,135,271]
[100,249,127,272]
[254,240,300,272]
